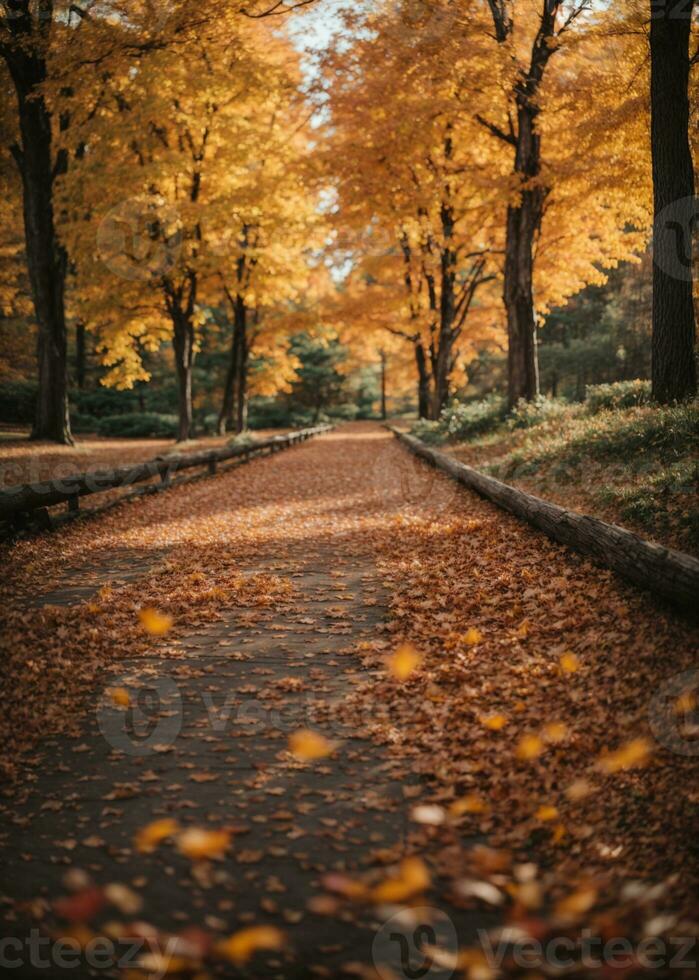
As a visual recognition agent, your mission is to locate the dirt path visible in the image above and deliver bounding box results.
[1,424,698,978]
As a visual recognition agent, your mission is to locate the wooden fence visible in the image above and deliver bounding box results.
[390,427,699,612]
[0,425,332,535]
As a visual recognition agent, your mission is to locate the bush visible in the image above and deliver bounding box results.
[327,403,359,421]
[71,387,138,419]
[410,419,444,444]
[247,397,293,430]
[585,379,651,414]
[441,396,507,440]
[70,412,99,433]
[506,396,569,430]
[0,380,38,424]
[96,413,178,438]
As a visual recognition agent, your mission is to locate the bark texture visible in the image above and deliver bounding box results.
[650,0,697,403]
[3,4,73,443]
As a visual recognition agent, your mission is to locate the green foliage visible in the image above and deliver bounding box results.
[71,387,139,418]
[585,379,652,414]
[506,396,570,430]
[288,333,348,421]
[70,412,99,433]
[0,379,37,424]
[96,413,179,438]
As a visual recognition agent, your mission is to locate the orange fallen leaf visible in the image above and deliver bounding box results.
[177,827,230,861]
[134,818,179,854]
[597,737,653,773]
[388,642,422,681]
[288,729,336,761]
[516,734,544,760]
[449,793,489,816]
[216,925,285,965]
[559,651,579,673]
[138,607,173,636]
[371,856,430,904]
[109,687,130,708]
[481,714,507,731]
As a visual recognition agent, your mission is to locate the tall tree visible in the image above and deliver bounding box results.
[649,0,697,403]
[482,0,593,407]
[1,2,72,442]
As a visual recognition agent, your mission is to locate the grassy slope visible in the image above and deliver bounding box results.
[449,403,699,557]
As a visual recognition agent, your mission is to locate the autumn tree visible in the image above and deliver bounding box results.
[322,3,505,419]
[649,0,697,403]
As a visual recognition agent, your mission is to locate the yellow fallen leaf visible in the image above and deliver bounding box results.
[216,925,285,965]
[542,721,567,743]
[674,690,697,714]
[288,729,336,761]
[481,714,507,731]
[555,885,598,920]
[552,823,566,844]
[559,651,579,673]
[134,818,179,854]
[535,805,558,822]
[597,737,653,773]
[449,793,489,816]
[177,827,230,860]
[463,627,483,646]
[371,856,430,904]
[388,642,422,681]
[110,687,130,708]
[516,734,544,760]
[137,953,191,974]
[138,607,173,636]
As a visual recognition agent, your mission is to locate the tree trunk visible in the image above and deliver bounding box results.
[172,314,194,442]
[218,316,241,436]
[414,341,431,419]
[235,299,249,435]
[379,350,387,420]
[504,106,543,409]
[75,321,86,389]
[650,0,697,403]
[5,37,73,444]
[430,201,457,419]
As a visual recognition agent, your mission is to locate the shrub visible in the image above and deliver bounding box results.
[327,403,359,421]
[96,413,178,438]
[441,396,507,440]
[247,397,293,430]
[410,418,444,444]
[506,396,569,430]
[71,387,138,419]
[585,379,651,414]
[0,380,38,424]
[70,412,99,433]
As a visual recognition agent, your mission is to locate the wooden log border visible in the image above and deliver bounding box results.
[390,427,699,611]
[0,425,332,535]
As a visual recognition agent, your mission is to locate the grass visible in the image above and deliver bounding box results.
[436,399,699,556]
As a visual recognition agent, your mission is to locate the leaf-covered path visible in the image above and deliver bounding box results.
[1,424,698,978]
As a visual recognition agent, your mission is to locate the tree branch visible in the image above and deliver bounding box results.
[475,113,516,145]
